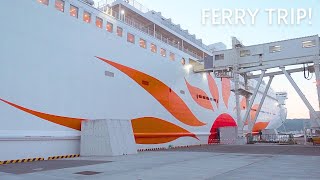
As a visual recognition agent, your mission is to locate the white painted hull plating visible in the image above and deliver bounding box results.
[0,0,285,160]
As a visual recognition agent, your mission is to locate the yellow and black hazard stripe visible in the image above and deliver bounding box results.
[47,154,80,160]
[138,147,167,151]
[0,157,45,165]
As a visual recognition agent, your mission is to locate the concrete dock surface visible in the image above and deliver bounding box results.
[0,144,319,180]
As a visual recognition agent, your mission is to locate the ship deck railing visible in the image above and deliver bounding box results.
[96,0,206,61]
[121,0,208,51]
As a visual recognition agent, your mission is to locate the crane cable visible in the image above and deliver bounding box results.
[303,63,313,80]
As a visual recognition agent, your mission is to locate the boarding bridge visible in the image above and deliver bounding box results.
[203,35,320,138]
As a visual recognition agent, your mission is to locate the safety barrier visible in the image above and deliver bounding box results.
[208,138,238,145]
[248,134,296,144]
[137,141,239,152]
[0,154,81,165]
[0,157,45,165]
[137,147,167,151]
[47,154,80,160]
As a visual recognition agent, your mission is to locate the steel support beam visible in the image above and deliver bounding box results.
[244,75,251,126]
[243,70,266,131]
[233,48,244,139]
[118,4,121,19]
[313,58,320,111]
[234,70,243,137]
[313,57,320,128]
[247,66,314,79]
[281,67,320,127]
[237,56,316,74]
[250,76,274,132]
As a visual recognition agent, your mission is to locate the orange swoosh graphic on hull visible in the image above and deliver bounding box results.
[233,97,247,111]
[250,104,259,123]
[185,78,214,111]
[244,104,260,125]
[96,56,205,126]
[132,117,199,144]
[207,74,219,107]
[0,98,83,131]
[252,122,270,132]
[240,97,247,110]
[221,78,231,108]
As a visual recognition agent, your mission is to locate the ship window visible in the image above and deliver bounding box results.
[107,22,113,32]
[38,0,49,6]
[55,0,64,12]
[240,50,250,57]
[139,39,147,49]
[83,11,91,23]
[117,27,123,37]
[69,5,78,18]
[215,54,224,60]
[151,43,157,53]
[269,45,281,53]
[160,48,166,57]
[302,40,316,48]
[127,33,135,44]
[181,58,186,65]
[169,52,175,61]
[96,17,103,28]
[199,95,203,98]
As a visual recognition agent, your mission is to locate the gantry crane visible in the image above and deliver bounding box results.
[202,35,320,142]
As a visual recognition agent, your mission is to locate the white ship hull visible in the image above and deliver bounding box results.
[0,0,285,160]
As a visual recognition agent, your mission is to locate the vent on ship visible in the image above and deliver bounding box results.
[105,71,114,77]
[142,80,149,86]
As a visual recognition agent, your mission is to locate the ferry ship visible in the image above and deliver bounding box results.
[0,0,286,160]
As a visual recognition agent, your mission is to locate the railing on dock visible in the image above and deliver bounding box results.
[248,134,296,144]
